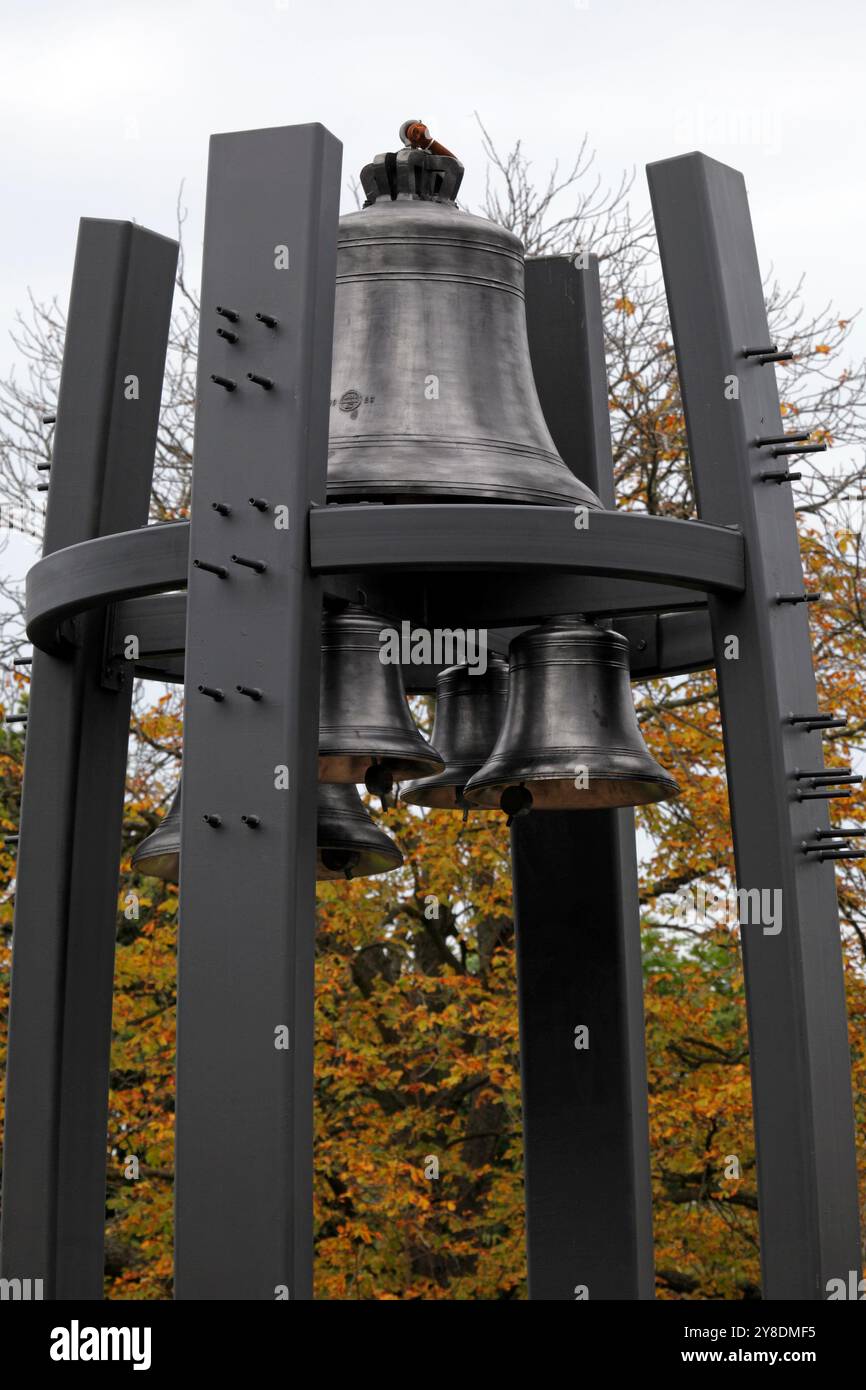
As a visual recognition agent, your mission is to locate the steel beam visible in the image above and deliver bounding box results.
[1,219,177,1298]
[26,501,737,659]
[174,124,341,1300]
[26,521,188,654]
[648,152,861,1298]
[508,254,655,1300]
[311,502,744,594]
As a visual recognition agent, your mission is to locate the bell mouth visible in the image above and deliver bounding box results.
[325,474,602,509]
[316,847,401,880]
[401,766,501,811]
[319,751,443,783]
[319,846,361,874]
[464,769,681,812]
[132,847,180,882]
[316,783,404,880]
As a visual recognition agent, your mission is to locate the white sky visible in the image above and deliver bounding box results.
[1,0,865,578]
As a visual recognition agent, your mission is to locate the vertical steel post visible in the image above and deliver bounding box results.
[510,256,655,1300]
[648,152,861,1298]
[0,221,177,1297]
[175,124,341,1300]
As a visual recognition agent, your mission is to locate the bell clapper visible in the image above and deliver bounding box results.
[320,846,361,879]
[500,783,533,828]
[364,760,394,810]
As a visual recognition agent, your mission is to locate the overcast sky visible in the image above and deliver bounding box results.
[2,0,864,574]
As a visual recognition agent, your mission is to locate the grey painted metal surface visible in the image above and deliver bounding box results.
[311,503,744,591]
[648,151,861,1298]
[174,123,341,1300]
[0,220,177,1297]
[26,505,735,659]
[525,256,617,509]
[512,810,654,1298]
[26,520,188,652]
[510,254,655,1299]
[30,519,717,658]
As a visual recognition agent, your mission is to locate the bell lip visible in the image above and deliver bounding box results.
[325,478,602,509]
[318,725,444,781]
[464,769,681,811]
[401,763,502,811]
[316,842,404,881]
[131,848,180,882]
[319,749,444,782]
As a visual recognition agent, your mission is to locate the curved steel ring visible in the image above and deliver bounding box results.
[309,504,744,591]
[25,507,744,657]
[26,520,189,653]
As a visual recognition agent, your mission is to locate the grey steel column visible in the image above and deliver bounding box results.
[175,124,341,1300]
[511,256,654,1299]
[1,221,177,1297]
[648,152,860,1298]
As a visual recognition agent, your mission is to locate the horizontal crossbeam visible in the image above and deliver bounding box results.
[310,504,744,591]
[26,520,188,653]
[26,506,743,657]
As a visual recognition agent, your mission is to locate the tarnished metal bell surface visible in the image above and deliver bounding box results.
[132,775,403,883]
[401,657,509,810]
[464,617,680,815]
[318,606,444,796]
[317,783,403,881]
[132,781,182,882]
[327,142,603,509]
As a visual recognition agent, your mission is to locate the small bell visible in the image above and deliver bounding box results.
[401,657,509,811]
[319,606,444,802]
[132,775,403,884]
[316,783,403,881]
[132,781,182,882]
[464,617,680,815]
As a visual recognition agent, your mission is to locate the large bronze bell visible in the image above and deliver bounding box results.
[464,617,680,818]
[318,605,444,801]
[327,138,603,510]
[132,776,403,884]
[132,781,182,882]
[317,783,403,880]
[401,657,509,811]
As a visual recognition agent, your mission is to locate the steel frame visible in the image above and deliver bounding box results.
[648,152,861,1299]
[1,128,860,1302]
[0,219,177,1299]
